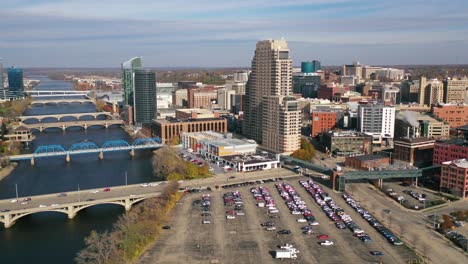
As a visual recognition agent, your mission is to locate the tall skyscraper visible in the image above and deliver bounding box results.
[133,69,156,125]
[243,39,292,143]
[122,57,142,106]
[7,67,24,95]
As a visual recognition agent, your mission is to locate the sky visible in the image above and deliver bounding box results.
[1,0,468,68]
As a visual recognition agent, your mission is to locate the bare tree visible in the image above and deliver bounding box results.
[75,231,116,264]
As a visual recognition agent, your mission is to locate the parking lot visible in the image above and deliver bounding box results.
[139,177,419,264]
[381,181,445,210]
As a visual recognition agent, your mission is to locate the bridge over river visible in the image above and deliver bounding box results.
[0,182,165,228]
[18,112,113,122]
[9,138,163,165]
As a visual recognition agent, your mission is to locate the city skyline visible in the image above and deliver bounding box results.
[1,0,468,67]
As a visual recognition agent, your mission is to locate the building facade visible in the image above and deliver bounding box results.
[310,111,337,137]
[7,67,24,95]
[301,61,321,73]
[293,72,321,98]
[443,78,468,104]
[395,111,450,140]
[153,117,227,144]
[440,159,468,199]
[243,39,292,144]
[321,131,372,156]
[121,57,142,106]
[188,87,218,108]
[393,138,435,167]
[133,69,156,125]
[358,104,395,145]
[433,139,468,165]
[262,96,301,154]
[431,103,468,128]
[217,88,236,110]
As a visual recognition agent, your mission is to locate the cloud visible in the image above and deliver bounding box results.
[1,0,467,67]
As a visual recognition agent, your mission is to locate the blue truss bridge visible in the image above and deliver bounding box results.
[8,138,163,165]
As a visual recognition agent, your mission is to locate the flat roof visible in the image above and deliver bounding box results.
[394,137,435,144]
[223,154,277,164]
[154,117,225,124]
[349,154,387,161]
[443,159,468,169]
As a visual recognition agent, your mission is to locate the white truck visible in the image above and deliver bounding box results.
[274,250,297,260]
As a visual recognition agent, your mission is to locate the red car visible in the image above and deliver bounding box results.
[317,234,329,240]
[103,188,111,192]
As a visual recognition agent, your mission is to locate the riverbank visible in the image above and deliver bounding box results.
[0,163,17,181]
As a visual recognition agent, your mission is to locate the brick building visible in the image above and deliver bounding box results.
[188,86,218,108]
[152,117,227,144]
[440,159,468,199]
[393,138,435,167]
[310,111,337,137]
[433,139,468,165]
[345,154,390,170]
[431,103,468,128]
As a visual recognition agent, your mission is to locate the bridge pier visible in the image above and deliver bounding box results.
[30,158,35,166]
[84,124,88,130]
[98,152,104,160]
[67,206,76,219]
[129,149,135,157]
[61,125,66,131]
[66,154,71,163]
[124,199,132,211]
[3,214,13,228]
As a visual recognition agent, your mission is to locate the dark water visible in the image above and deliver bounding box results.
[0,76,155,263]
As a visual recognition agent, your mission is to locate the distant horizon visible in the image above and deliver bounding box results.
[2,0,467,67]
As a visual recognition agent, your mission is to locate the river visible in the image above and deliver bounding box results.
[0,76,155,263]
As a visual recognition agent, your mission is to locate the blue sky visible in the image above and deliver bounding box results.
[1,0,468,67]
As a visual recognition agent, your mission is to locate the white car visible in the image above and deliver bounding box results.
[51,203,60,206]
[91,190,99,194]
[10,199,18,203]
[140,183,149,187]
[320,240,334,246]
[149,183,158,187]
[291,211,301,215]
[226,215,236,219]
[130,194,136,197]
[202,220,211,224]
[296,218,307,223]
[39,204,47,208]
[21,201,29,205]
[269,209,279,213]
[309,222,320,226]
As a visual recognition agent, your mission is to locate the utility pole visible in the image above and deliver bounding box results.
[125,171,128,186]
[15,184,18,199]
[78,184,81,202]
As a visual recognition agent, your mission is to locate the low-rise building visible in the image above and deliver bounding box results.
[433,138,468,165]
[395,111,450,140]
[175,108,220,119]
[440,159,468,199]
[393,138,435,167]
[152,117,227,144]
[181,131,279,172]
[345,154,390,170]
[431,103,468,128]
[320,131,372,156]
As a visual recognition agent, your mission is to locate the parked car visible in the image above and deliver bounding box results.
[103,188,111,192]
[317,234,329,240]
[320,240,334,246]
[370,251,384,256]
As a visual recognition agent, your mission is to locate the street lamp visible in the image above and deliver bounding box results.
[125,171,128,186]
[15,184,19,199]
[78,184,81,202]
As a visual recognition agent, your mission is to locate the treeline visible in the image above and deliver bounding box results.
[152,146,211,181]
[0,98,31,119]
[75,182,180,264]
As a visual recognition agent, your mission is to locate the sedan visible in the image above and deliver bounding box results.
[317,234,329,240]
[10,199,18,203]
[103,188,111,192]
[370,251,384,256]
[23,197,32,202]
[57,193,67,197]
[320,240,334,246]
[39,204,47,208]
[296,218,307,223]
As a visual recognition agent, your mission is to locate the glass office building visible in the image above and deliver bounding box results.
[121,57,142,106]
[7,67,24,95]
[133,69,156,125]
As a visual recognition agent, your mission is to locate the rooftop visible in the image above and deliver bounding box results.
[442,159,468,169]
[223,153,277,164]
[327,130,371,138]
[349,154,387,162]
[154,117,225,124]
[394,137,436,144]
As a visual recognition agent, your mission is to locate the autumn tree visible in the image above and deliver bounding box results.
[75,231,116,264]
[441,215,454,231]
